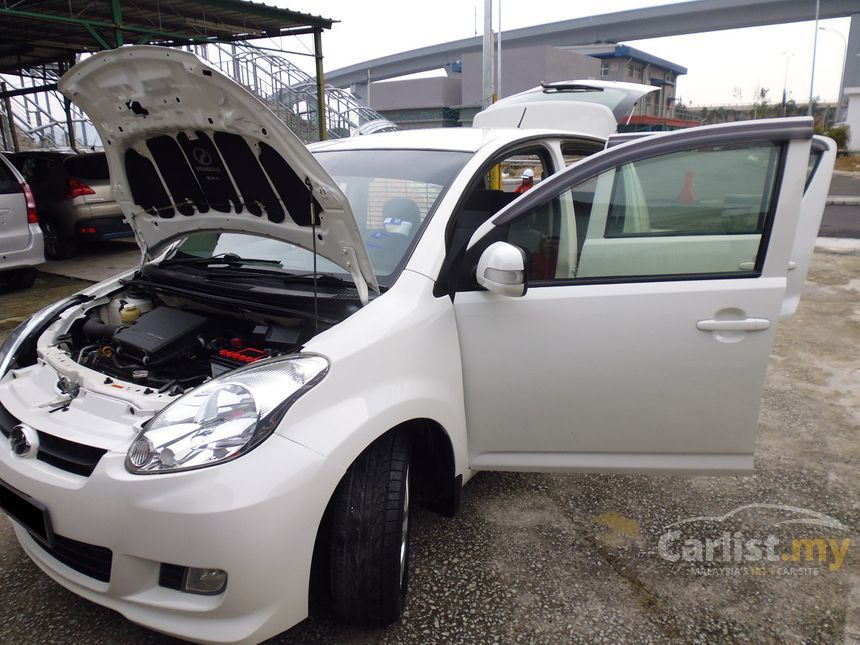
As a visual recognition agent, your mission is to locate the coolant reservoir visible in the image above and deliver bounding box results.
[107,291,153,325]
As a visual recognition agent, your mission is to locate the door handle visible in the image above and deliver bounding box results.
[697,318,770,332]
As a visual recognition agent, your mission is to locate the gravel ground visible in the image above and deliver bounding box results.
[0,247,857,644]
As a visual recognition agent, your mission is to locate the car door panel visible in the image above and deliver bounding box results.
[453,118,821,475]
[780,136,836,319]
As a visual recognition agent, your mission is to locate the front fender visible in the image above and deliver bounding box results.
[276,270,469,479]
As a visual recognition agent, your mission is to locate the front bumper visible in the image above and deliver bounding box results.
[0,410,333,644]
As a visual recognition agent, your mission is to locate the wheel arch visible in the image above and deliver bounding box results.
[307,417,461,616]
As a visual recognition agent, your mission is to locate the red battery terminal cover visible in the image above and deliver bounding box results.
[218,347,269,363]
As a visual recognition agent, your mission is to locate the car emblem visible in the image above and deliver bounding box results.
[9,424,38,458]
[192,147,212,166]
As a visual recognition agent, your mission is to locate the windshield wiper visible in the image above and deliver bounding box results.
[205,268,354,286]
[160,252,283,268]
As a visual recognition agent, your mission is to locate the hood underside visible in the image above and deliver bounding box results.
[59,46,378,299]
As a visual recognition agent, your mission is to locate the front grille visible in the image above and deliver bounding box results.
[0,403,106,477]
[36,533,113,582]
[0,403,15,438]
[35,432,106,477]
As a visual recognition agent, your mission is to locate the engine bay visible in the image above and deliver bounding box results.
[58,285,310,395]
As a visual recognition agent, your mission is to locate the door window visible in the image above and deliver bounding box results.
[494,142,782,282]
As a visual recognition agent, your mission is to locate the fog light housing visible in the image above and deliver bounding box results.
[159,563,228,595]
[184,567,228,595]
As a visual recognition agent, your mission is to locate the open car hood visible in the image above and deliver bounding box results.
[473,80,658,139]
[59,46,378,301]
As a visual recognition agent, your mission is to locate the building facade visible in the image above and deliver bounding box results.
[367,43,688,130]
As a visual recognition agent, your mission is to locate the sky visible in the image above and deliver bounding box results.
[274,0,850,107]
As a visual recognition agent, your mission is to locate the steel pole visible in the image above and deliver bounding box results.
[496,0,502,100]
[482,0,493,109]
[808,0,820,116]
[314,28,327,141]
[1,82,19,152]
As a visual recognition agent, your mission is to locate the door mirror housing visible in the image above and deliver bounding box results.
[476,242,527,297]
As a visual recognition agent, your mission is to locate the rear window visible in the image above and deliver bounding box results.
[0,158,20,194]
[65,154,109,180]
[7,156,57,183]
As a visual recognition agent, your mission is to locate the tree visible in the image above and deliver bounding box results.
[753,86,770,119]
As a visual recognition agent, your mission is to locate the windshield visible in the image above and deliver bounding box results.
[168,148,471,287]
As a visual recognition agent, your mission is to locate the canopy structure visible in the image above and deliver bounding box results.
[0,0,335,146]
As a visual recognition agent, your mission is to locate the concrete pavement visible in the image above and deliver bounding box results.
[0,245,857,643]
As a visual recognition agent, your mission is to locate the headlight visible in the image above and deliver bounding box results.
[0,297,83,379]
[126,355,328,474]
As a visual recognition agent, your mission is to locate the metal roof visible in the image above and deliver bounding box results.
[567,45,688,76]
[0,0,334,74]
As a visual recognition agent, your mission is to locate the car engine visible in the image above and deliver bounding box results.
[63,295,305,395]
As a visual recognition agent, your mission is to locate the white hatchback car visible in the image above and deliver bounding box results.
[0,153,44,289]
[0,47,835,643]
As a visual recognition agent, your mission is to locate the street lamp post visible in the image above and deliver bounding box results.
[782,51,794,117]
[808,0,820,116]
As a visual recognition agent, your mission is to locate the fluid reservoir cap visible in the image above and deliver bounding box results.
[120,305,141,323]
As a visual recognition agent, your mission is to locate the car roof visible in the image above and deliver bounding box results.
[308,127,604,154]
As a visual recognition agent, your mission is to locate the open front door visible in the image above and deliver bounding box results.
[452,118,826,475]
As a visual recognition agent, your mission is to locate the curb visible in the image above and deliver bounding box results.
[827,196,860,206]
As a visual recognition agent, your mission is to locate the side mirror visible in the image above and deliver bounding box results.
[476,242,527,297]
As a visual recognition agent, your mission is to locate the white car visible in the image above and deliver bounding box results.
[0,47,835,643]
[0,153,44,289]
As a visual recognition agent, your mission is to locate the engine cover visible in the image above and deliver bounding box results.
[113,307,207,364]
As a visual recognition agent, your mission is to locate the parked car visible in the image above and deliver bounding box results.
[0,47,836,643]
[0,153,43,289]
[4,149,131,259]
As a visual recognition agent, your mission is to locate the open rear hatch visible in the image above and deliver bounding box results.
[473,80,659,139]
[59,46,378,302]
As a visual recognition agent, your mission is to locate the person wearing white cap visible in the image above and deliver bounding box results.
[515,168,535,194]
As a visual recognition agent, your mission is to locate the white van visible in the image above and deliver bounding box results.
[0,47,835,643]
[0,154,44,289]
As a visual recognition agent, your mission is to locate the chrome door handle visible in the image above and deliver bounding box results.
[697,318,771,332]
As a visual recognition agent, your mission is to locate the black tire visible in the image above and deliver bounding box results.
[330,432,411,626]
[1,267,36,290]
[41,218,76,260]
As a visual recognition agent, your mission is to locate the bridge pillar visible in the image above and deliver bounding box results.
[843,14,860,150]
[840,14,859,116]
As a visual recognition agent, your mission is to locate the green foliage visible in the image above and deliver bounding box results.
[814,124,849,149]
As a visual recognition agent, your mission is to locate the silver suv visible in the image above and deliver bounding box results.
[0,154,43,289]
[5,150,130,259]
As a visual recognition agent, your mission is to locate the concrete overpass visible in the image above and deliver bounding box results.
[327,0,859,111]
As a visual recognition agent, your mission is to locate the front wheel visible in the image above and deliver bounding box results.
[329,432,411,626]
